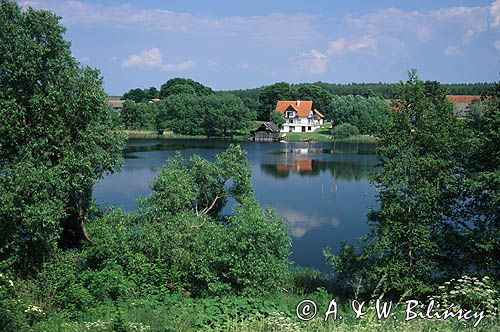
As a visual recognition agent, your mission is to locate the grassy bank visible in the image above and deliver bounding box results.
[22,287,499,332]
[282,129,378,143]
[125,129,378,143]
[124,130,249,141]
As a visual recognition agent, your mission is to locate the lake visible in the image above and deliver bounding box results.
[93,139,379,271]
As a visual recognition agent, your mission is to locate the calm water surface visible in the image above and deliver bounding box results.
[93,139,379,271]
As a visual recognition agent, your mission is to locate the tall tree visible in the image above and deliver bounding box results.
[257,82,296,120]
[0,1,124,271]
[122,88,146,102]
[295,84,333,114]
[364,70,465,296]
[159,77,213,98]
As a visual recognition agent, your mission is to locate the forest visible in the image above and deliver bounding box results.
[120,78,494,140]
[0,1,499,331]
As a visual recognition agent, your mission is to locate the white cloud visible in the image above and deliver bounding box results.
[342,5,489,46]
[495,40,500,50]
[490,0,500,27]
[121,48,194,71]
[327,36,377,55]
[292,36,377,74]
[122,48,163,68]
[20,1,319,42]
[292,49,328,74]
[239,62,249,69]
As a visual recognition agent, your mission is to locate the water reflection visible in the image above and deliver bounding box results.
[261,158,374,181]
[279,208,341,238]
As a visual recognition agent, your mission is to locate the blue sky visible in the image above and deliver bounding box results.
[19,0,500,95]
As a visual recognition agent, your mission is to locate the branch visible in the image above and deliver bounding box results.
[199,194,220,216]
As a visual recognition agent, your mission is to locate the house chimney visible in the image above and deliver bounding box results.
[296,100,300,106]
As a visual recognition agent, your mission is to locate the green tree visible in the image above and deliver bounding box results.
[201,93,255,137]
[332,123,360,139]
[460,84,500,274]
[258,82,296,120]
[0,1,124,271]
[159,77,213,98]
[295,84,333,114]
[120,100,156,130]
[122,88,146,102]
[331,71,467,298]
[138,145,291,295]
[270,110,285,129]
[329,95,389,135]
[144,86,159,100]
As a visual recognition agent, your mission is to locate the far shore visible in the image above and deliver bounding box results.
[124,130,378,143]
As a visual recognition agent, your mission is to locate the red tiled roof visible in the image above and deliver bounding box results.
[446,95,481,104]
[276,100,313,117]
[313,109,324,118]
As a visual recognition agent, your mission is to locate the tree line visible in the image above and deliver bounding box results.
[121,77,252,138]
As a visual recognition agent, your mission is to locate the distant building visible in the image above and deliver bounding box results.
[446,95,481,116]
[275,100,324,133]
[106,97,123,112]
[251,122,282,142]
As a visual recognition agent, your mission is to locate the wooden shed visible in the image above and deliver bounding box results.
[251,122,282,142]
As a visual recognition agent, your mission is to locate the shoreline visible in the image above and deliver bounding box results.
[124,130,378,144]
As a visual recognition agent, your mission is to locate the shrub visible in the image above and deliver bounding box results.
[332,123,360,138]
[0,273,29,332]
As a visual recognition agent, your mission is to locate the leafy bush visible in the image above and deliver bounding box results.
[137,146,291,296]
[332,123,360,139]
[0,273,29,332]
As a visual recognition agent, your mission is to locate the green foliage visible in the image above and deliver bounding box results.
[158,93,256,137]
[329,95,390,135]
[258,82,296,120]
[329,71,500,300]
[120,100,156,130]
[0,273,29,332]
[296,84,333,114]
[0,0,125,272]
[332,123,360,139]
[159,77,213,98]
[459,84,500,273]
[363,70,467,297]
[123,88,146,102]
[270,110,285,129]
[139,145,290,296]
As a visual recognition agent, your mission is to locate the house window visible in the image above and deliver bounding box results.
[308,126,311,131]
[289,119,293,124]
[289,126,295,132]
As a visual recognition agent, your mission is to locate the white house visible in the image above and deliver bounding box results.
[276,100,324,133]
